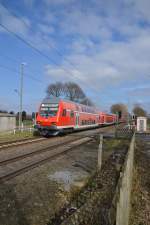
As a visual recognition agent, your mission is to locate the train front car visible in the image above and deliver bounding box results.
[35,98,61,137]
[35,97,101,137]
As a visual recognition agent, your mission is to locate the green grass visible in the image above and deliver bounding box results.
[0,130,34,143]
[16,119,34,127]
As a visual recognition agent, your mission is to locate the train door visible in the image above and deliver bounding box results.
[102,115,105,124]
[139,119,144,132]
[75,112,79,127]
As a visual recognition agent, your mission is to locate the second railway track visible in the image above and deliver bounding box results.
[0,124,125,183]
[0,137,46,149]
[0,136,93,182]
[0,123,121,150]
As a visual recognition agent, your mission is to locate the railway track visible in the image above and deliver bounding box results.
[0,136,93,182]
[0,137,46,150]
[0,124,126,182]
[0,123,123,150]
[0,130,103,151]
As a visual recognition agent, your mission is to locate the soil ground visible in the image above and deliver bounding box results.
[129,134,150,225]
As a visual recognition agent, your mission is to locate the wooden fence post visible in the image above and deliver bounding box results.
[98,134,103,170]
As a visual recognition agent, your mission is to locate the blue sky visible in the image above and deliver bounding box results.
[0,0,150,113]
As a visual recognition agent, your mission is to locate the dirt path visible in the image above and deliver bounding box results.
[130,134,150,225]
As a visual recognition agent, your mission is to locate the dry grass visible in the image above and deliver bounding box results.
[129,140,150,225]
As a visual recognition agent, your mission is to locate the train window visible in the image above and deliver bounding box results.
[62,109,66,116]
[82,107,85,112]
[76,105,79,111]
[70,111,74,117]
[82,120,86,125]
[40,103,58,117]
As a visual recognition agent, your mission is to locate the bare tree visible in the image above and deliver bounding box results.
[46,81,94,105]
[46,82,64,97]
[110,103,128,118]
[133,104,147,117]
[64,82,86,102]
[80,97,95,106]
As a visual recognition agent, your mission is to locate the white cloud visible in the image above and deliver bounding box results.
[44,0,75,5]
[23,0,35,8]
[59,10,111,39]
[0,5,30,35]
[45,24,150,94]
[1,0,150,111]
[38,23,54,34]
[42,0,150,107]
[127,86,150,96]
[0,4,56,52]
[126,0,150,21]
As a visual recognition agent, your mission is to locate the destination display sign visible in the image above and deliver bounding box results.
[41,103,58,107]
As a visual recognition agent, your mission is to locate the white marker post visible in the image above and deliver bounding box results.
[98,134,103,170]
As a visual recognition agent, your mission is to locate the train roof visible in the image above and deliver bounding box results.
[42,97,60,104]
[41,97,117,116]
[42,97,98,109]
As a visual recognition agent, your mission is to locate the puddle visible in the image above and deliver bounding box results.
[48,170,87,191]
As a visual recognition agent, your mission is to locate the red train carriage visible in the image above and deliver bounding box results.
[99,112,117,125]
[99,112,106,125]
[35,97,100,136]
[105,113,117,124]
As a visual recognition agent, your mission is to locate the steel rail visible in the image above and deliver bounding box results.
[0,136,93,166]
[0,137,46,150]
[0,136,92,182]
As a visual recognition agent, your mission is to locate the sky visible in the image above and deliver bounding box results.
[0,0,150,113]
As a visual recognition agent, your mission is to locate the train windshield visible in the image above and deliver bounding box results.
[40,103,59,117]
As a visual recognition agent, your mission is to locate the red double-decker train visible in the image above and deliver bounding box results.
[35,97,117,137]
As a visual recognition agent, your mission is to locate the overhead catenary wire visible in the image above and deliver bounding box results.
[0,3,98,91]
[0,22,78,78]
[0,2,103,99]
[0,21,94,91]
[0,2,80,72]
[0,52,43,76]
[0,63,43,84]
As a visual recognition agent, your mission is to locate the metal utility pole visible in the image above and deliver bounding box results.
[19,63,25,130]
[127,97,130,127]
[115,112,119,138]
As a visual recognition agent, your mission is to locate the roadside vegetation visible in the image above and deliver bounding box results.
[129,139,150,225]
[0,130,34,143]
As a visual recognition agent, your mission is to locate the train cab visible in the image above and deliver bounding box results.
[35,97,100,136]
[36,97,80,136]
[36,97,61,136]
